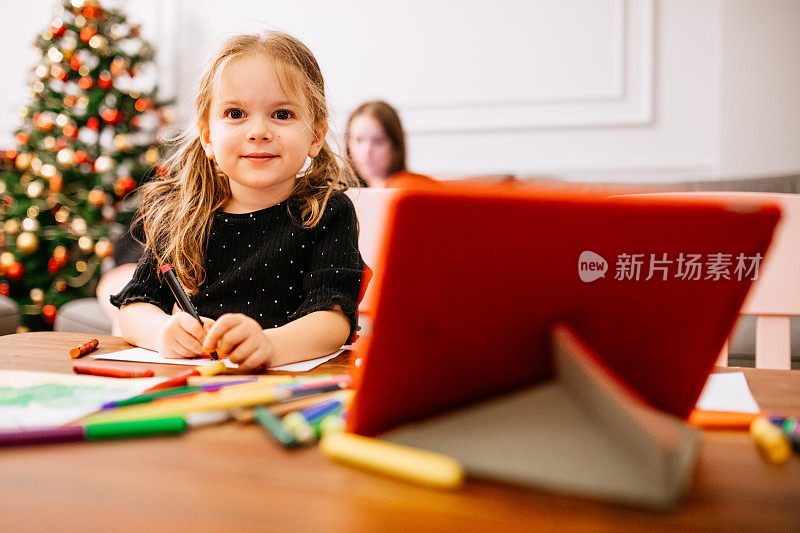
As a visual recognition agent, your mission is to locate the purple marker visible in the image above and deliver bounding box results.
[0,426,84,447]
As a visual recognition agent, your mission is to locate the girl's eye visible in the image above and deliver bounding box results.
[272,109,294,120]
[225,108,245,119]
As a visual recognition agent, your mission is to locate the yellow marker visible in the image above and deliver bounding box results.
[85,382,288,424]
[319,432,465,489]
[195,360,227,377]
[187,375,294,386]
[750,417,792,465]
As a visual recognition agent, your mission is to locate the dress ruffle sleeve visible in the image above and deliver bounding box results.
[288,194,365,340]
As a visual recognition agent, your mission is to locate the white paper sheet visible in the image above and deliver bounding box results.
[694,372,760,413]
[0,370,168,430]
[91,347,344,372]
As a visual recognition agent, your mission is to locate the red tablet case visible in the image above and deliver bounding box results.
[347,185,780,436]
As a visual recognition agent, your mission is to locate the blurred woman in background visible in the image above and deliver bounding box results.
[345,100,434,188]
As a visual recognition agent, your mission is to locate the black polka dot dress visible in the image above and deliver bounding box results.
[110,193,365,339]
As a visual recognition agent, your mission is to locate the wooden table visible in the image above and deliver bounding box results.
[0,332,798,532]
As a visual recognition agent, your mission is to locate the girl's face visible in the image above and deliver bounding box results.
[348,114,393,186]
[200,53,325,212]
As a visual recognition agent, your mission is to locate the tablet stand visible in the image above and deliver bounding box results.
[381,323,699,510]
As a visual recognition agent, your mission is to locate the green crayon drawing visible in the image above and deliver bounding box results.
[0,384,128,408]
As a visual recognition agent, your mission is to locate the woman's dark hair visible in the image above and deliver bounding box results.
[345,100,406,185]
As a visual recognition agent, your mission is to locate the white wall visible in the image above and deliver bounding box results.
[1,0,798,183]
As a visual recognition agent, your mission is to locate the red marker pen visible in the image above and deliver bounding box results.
[73,362,155,378]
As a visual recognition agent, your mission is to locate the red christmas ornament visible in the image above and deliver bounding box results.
[101,109,121,124]
[114,176,136,196]
[134,98,152,112]
[62,124,78,138]
[50,21,66,38]
[0,282,9,296]
[98,72,113,90]
[43,305,57,324]
[52,67,68,82]
[82,5,103,19]
[78,77,93,90]
[49,174,63,193]
[5,148,17,161]
[70,56,81,71]
[48,257,61,274]
[6,262,24,281]
[74,150,88,163]
[88,189,106,206]
[156,165,169,177]
[16,132,28,145]
[86,118,99,130]
[79,27,96,42]
[55,280,67,292]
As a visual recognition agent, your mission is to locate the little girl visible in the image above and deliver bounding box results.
[111,31,364,371]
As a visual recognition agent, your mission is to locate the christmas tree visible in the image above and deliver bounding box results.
[0,0,172,331]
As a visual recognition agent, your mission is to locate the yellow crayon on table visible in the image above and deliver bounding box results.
[750,416,792,465]
[195,360,227,377]
[319,432,465,489]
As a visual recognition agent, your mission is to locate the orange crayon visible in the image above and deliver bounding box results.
[69,338,99,359]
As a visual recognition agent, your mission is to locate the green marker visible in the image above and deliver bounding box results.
[255,407,300,449]
[104,386,205,409]
[85,417,188,441]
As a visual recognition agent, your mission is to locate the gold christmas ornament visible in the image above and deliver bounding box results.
[94,155,113,173]
[41,136,56,150]
[4,219,20,235]
[22,217,40,232]
[14,152,32,171]
[55,207,70,223]
[29,288,44,305]
[94,238,113,258]
[88,188,106,205]
[26,206,40,218]
[27,181,45,198]
[39,164,56,178]
[144,147,159,165]
[57,148,75,167]
[17,232,39,254]
[78,235,94,253]
[0,252,15,267]
[75,260,87,272]
[113,134,133,152]
[71,217,88,234]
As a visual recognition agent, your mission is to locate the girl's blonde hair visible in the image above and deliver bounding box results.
[137,31,357,294]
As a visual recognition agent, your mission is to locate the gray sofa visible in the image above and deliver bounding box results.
[0,295,19,335]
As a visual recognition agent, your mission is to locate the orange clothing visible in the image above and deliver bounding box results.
[383,170,437,188]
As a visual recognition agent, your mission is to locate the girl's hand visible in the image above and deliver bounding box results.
[157,312,213,358]
[202,313,274,371]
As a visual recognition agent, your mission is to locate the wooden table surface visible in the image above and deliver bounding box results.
[0,332,798,532]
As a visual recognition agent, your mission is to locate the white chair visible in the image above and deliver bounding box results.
[345,188,399,315]
[624,192,800,370]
